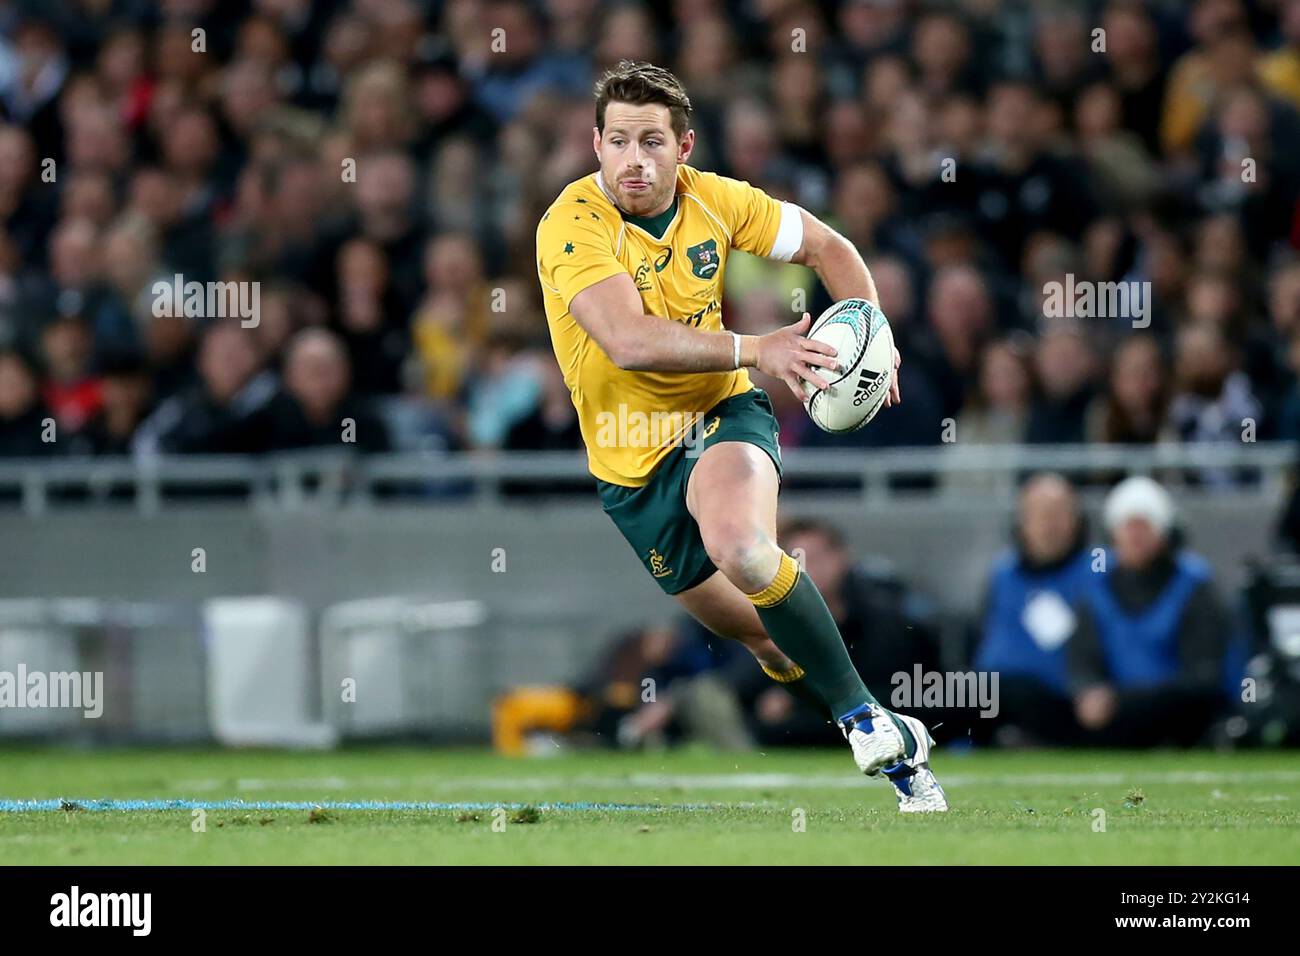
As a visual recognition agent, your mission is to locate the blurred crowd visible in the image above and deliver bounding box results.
[4,0,1300,462]
[495,472,1270,752]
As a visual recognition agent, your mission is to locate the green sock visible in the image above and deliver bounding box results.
[751,552,916,756]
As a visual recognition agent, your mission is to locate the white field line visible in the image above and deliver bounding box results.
[167,768,1300,793]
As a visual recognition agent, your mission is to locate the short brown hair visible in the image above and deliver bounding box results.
[594,60,692,141]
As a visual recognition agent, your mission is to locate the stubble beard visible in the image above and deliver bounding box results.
[603,165,675,217]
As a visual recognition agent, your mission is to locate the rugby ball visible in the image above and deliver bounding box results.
[802,298,895,433]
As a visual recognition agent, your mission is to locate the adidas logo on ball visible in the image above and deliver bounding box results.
[852,367,888,407]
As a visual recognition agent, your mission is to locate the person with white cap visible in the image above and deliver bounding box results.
[1066,476,1231,746]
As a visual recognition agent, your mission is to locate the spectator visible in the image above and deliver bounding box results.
[943,334,1035,494]
[1160,0,1255,158]
[1168,323,1262,487]
[911,10,977,100]
[576,621,749,751]
[38,312,101,435]
[334,237,406,395]
[1275,330,1300,444]
[918,264,994,422]
[261,327,389,453]
[504,357,581,453]
[411,52,498,155]
[1068,476,1232,747]
[341,149,424,320]
[40,216,125,347]
[464,282,548,449]
[409,232,491,403]
[1275,431,1300,553]
[1195,83,1300,261]
[826,160,921,267]
[139,307,198,404]
[70,352,155,456]
[1026,327,1098,445]
[1085,333,1171,445]
[341,59,416,154]
[135,320,276,455]
[1100,0,1169,158]
[974,77,1099,272]
[1033,5,1105,109]
[0,125,53,268]
[127,166,216,282]
[0,347,56,457]
[96,215,160,355]
[956,336,1034,446]
[1260,0,1300,110]
[461,0,589,124]
[1075,81,1162,213]
[974,473,1095,745]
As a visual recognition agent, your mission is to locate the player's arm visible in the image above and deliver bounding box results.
[790,209,879,307]
[570,275,840,400]
[569,273,731,372]
[789,208,901,407]
[554,246,842,409]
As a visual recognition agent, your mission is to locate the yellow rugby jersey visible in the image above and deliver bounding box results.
[536,164,803,486]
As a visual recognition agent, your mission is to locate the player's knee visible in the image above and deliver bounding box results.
[699,517,753,568]
[701,522,780,593]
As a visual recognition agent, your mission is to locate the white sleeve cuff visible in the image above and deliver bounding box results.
[767,201,804,262]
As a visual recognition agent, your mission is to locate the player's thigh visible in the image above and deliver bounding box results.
[672,567,768,644]
[684,440,779,545]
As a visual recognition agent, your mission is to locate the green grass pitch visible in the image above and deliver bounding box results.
[2,746,1299,865]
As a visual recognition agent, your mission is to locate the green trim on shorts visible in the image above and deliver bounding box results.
[596,388,783,595]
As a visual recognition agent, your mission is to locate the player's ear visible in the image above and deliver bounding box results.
[677,128,694,164]
[592,126,601,158]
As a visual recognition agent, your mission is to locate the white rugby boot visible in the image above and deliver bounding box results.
[879,713,949,813]
[836,703,906,777]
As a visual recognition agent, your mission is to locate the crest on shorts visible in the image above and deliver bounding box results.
[686,239,719,279]
[647,547,673,578]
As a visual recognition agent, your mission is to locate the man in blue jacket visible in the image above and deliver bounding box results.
[975,473,1095,745]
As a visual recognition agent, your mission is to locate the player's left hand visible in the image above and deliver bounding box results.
[756,686,795,725]
[881,346,902,408]
[1074,684,1117,730]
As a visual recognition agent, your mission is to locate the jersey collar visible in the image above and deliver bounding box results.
[591,173,681,242]
[621,195,679,241]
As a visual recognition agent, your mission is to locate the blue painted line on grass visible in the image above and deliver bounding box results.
[0,798,703,813]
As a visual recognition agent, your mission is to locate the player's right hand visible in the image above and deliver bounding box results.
[756,313,843,403]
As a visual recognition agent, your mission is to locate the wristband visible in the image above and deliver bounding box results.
[732,332,742,370]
